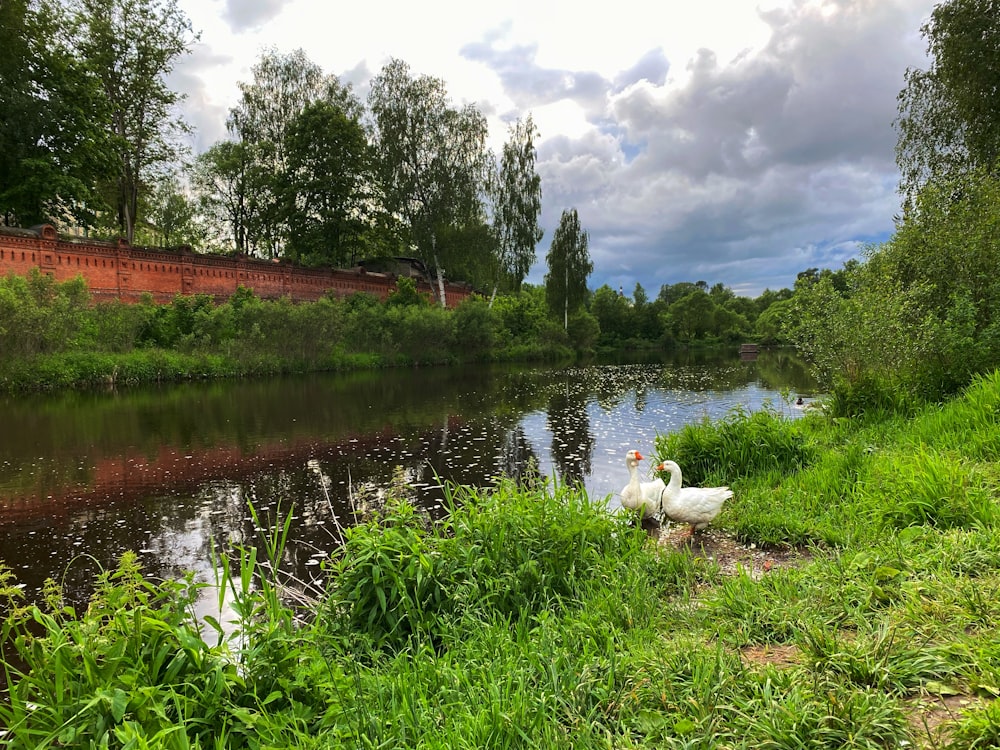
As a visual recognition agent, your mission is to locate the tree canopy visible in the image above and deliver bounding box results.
[368,58,491,304]
[895,0,1000,207]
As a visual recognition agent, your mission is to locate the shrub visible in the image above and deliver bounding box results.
[655,405,815,485]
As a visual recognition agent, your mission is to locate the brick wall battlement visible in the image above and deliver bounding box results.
[0,225,472,307]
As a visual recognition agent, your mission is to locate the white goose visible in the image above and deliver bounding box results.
[619,450,663,519]
[657,459,732,537]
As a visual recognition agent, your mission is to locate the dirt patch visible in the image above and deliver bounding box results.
[740,643,801,669]
[651,523,812,579]
[905,693,983,749]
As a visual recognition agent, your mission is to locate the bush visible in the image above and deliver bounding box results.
[655,406,815,485]
[324,478,649,651]
[452,295,496,360]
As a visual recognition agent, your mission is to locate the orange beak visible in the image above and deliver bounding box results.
[635,451,644,460]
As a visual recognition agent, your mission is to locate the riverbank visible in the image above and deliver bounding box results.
[4,371,1000,747]
[0,273,586,393]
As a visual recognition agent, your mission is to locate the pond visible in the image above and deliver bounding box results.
[0,348,817,609]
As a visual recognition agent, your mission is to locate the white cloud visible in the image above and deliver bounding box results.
[173,0,936,297]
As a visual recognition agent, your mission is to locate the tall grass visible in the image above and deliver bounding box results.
[654,405,816,486]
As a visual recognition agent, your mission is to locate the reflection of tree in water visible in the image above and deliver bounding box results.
[497,424,542,487]
[546,383,595,486]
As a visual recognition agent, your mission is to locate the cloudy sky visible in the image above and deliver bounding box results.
[172,0,937,298]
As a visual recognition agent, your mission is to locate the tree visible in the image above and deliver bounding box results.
[139,172,202,248]
[663,289,716,343]
[658,281,705,306]
[73,0,197,243]
[591,285,631,344]
[491,115,543,300]
[0,0,114,227]
[192,140,256,254]
[545,208,593,330]
[281,100,372,267]
[895,0,1000,206]
[226,48,361,258]
[368,58,491,305]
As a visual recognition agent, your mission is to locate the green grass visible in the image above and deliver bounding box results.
[7,371,1000,746]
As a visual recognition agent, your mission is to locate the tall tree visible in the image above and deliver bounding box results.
[895,0,1000,207]
[227,48,361,259]
[281,100,372,267]
[73,0,197,243]
[0,0,114,227]
[368,58,491,305]
[544,208,593,330]
[192,140,257,254]
[491,115,543,300]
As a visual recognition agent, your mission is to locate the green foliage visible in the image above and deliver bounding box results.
[385,275,427,307]
[654,405,815,486]
[590,284,632,345]
[325,479,654,651]
[452,294,496,359]
[895,0,1000,205]
[492,285,548,342]
[0,270,93,355]
[0,554,246,748]
[0,0,115,228]
[788,170,1000,411]
[567,309,601,352]
[0,267,791,394]
[544,208,593,328]
[281,99,371,267]
[874,447,999,531]
[828,370,927,420]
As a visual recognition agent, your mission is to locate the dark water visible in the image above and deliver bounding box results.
[0,348,816,609]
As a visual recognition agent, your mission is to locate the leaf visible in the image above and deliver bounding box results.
[923,680,962,696]
[111,687,128,723]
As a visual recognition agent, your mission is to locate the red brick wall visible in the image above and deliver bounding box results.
[0,225,473,308]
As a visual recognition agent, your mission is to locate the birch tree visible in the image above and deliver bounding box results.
[368,58,491,305]
[491,115,543,301]
[544,208,592,330]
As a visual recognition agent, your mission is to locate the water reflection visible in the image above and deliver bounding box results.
[546,377,595,486]
[0,349,817,607]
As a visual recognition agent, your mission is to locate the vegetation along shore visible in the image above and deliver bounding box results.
[5,375,1000,747]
